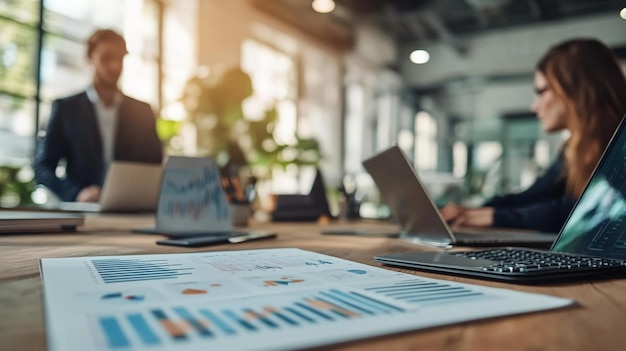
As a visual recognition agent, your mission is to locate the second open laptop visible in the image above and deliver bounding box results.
[59,161,162,213]
[362,145,558,247]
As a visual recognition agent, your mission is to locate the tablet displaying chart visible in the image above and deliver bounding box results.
[156,156,231,233]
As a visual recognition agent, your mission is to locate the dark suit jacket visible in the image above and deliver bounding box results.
[34,91,163,201]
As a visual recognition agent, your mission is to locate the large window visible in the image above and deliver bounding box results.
[0,0,162,168]
[414,111,438,171]
[0,0,39,165]
[241,39,296,143]
[240,39,300,193]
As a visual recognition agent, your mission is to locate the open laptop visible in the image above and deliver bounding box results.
[0,210,84,233]
[60,161,162,213]
[362,145,558,247]
[374,115,626,283]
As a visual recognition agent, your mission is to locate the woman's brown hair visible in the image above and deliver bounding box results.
[536,38,626,197]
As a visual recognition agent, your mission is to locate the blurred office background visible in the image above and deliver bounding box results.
[0,0,625,213]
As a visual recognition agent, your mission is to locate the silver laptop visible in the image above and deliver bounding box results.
[362,145,558,247]
[0,210,84,233]
[60,161,162,213]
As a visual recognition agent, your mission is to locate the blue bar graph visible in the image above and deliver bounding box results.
[127,314,160,345]
[243,308,280,328]
[268,309,298,326]
[319,291,376,315]
[152,309,187,341]
[95,289,410,350]
[295,301,334,321]
[223,309,258,331]
[99,317,130,348]
[199,309,237,335]
[91,259,194,283]
[283,306,317,324]
[173,307,214,337]
[364,279,485,305]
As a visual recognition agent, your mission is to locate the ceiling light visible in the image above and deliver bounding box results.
[410,49,430,64]
[620,7,626,20]
[312,0,335,14]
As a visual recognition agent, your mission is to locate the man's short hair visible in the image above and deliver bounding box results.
[86,29,127,57]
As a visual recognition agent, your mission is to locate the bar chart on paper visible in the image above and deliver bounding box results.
[91,258,195,284]
[363,279,486,305]
[95,288,413,350]
[41,249,574,351]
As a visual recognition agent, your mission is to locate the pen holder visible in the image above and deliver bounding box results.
[230,203,252,227]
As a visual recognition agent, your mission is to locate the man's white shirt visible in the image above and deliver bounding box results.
[86,86,122,171]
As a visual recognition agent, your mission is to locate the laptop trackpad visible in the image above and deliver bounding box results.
[376,251,495,267]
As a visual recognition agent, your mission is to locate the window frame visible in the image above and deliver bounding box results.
[0,0,164,164]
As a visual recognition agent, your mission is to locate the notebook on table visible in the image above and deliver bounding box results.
[375,115,626,283]
[362,145,558,247]
[59,161,162,213]
[0,210,84,233]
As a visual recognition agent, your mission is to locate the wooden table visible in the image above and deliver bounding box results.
[1,214,625,351]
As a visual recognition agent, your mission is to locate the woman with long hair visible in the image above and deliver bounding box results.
[441,38,626,233]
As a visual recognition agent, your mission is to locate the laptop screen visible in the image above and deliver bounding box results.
[552,116,626,259]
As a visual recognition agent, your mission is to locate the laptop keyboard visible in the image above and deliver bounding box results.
[451,248,626,273]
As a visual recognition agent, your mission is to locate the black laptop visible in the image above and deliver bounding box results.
[375,116,626,283]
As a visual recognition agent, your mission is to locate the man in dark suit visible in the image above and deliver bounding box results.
[34,29,163,202]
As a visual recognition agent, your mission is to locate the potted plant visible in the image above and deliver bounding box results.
[178,67,323,179]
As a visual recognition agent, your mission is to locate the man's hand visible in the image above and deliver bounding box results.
[76,185,101,202]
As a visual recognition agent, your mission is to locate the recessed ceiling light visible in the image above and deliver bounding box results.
[410,49,430,64]
[312,0,335,14]
[620,7,626,20]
